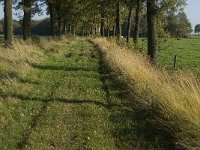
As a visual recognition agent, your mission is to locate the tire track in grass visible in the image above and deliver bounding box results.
[16,38,117,149]
[88,39,114,108]
[97,46,112,107]
[16,81,61,149]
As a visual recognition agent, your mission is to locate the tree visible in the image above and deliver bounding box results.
[97,0,119,37]
[166,12,192,38]
[46,0,56,36]
[22,0,32,40]
[44,0,127,37]
[177,12,192,37]
[195,24,200,36]
[147,0,157,62]
[115,0,121,41]
[55,0,62,36]
[146,0,186,62]
[12,0,45,39]
[4,0,13,46]
[126,0,134,43]
[133,0,143,45]
[99,0,106,37]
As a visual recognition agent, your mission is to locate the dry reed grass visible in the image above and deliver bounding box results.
[92,38,200,149]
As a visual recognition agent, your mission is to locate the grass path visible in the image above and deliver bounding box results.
[1,38,144,150]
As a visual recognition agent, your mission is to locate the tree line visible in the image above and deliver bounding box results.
[3,0,191,61]
[0,18,52,35]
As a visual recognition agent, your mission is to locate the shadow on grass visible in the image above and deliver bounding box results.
[0,94,116,109]
[1,93,120,149]
[98,57,112,106]
[16,103,48,149]
[31,64,97,72]
[89,40,177,150]
[90,41,142,148]
[18,78,40,85]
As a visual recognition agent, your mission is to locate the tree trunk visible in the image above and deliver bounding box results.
[48,3,56,36]
[4,0,13,46]
[62,19,66,34]
[57,16,61,36]
[68,24,71,34]
[107,29,110,37]
[126,0,134,43]
[100,12,105,37]
[116,0,120,41]
[147,0,157,62]
[133,0,141,45]
[73,26,76,36]
[81,27,84,36]
[56,3,61,37]
[107,18,110,37]
[23,0,31,40]
[95,25,97,36]
[113,26,116,36]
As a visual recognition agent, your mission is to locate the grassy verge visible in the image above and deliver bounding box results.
[92,38,200,149]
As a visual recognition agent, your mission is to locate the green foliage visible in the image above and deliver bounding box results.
[156,15,174,51]
[165,12,192,37]
[12,0,45,18]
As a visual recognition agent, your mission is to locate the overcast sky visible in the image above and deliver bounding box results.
[0,0,200,30]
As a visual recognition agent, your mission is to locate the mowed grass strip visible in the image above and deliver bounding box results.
[21,39,117,150]
[0,38,117,149]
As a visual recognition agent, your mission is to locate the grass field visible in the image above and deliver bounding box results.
[157,37,200,74]
[121,37,200,74]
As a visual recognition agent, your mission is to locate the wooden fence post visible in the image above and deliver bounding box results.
[173,55,177,69]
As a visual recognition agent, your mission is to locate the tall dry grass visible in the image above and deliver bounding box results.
[0,37,69,85]
[92,38,200,149]
[0,40,42,82]
[32,36,70,52]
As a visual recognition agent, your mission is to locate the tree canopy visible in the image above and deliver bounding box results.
[2,0,192,60]
[166,12,192,38]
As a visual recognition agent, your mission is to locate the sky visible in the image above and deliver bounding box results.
[185,0,200,30]
[0,0,200,30]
